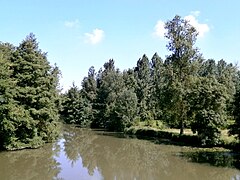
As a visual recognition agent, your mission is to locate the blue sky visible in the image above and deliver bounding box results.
[1,0,240,91]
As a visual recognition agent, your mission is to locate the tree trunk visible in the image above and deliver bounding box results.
[179,104,184,135]
[180,120,184,135]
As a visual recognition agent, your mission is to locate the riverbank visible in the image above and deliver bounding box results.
[124,126,239,150]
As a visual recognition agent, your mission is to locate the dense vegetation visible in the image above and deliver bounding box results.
[1,15,240,150]
[60,15,240,146]
[0,34,61,150]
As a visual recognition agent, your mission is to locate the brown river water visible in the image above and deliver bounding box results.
[0,125,240,180]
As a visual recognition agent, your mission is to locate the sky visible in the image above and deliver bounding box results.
[1,0,240,91]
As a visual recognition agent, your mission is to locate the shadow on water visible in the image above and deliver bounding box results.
[93,128,240,171]
[178,150,240,170]
[95,129,198,148]
[95,128,202,147]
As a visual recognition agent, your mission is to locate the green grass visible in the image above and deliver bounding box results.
[125,126,199,146]
[220,129,238,147]
[133,119,166,130]
[126,123,238,149]
[161,128,195,135]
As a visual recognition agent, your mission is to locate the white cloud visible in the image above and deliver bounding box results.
[190,10,200,17]
[153,11,210,39]
[153,20,166,39]
[184,12,209,37]
[84,28,104,45]
[64,19,80,28]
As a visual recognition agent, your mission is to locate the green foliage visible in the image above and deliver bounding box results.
[61,83,92,127]
[61,83,81,123]
[92,59,120,128]
[150,53,164,119]
[134,54,152,120]
[189,77,228,146]
[163,15,202,134]
[94,59,138,131]
[81,66,97,126]
[106,88,138,131]
[229,78,240,139]
[0,34,61,150]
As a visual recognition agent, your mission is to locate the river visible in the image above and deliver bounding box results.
[0,125,240,180]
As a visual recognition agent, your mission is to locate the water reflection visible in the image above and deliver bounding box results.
[55,132,102,180]
[179,150,240,169]
[0,142,61,180]
[59,125,240,180]
[0,125,239,180]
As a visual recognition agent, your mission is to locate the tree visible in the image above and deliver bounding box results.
[134,54,152,120]
[199,59,216,77]
[216,60,237,117]
[150,53,164,119]
[106,88,138,131]
[0,42,42,150]
[199,59,238,119]
[164,15,201,134]
[87,59,138,131]
[0,42,18,149]
[0,34,61,150]
[123,68,137,92]
[61,83,81,123]
[92,59,120,128]
[81,66,97,125]
[189,77,228,146]
[229,72,240,140]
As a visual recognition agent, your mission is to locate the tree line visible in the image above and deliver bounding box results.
[60,15,240,146]
[1,15,240,150]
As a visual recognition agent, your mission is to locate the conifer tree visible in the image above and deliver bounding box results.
[61,83,82,124]
[150,53,164,119]
[81,66,97,125]
[0,43,19,149]
[0,34,61,150]
[134,54,152,120]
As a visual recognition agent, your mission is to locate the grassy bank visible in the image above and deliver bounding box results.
[125,124,238,149]
[125,126,199,146]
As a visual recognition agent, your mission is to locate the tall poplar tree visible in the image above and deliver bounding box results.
[134,54,152,120]
[164,15,201,134]
[150,53,164,119]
